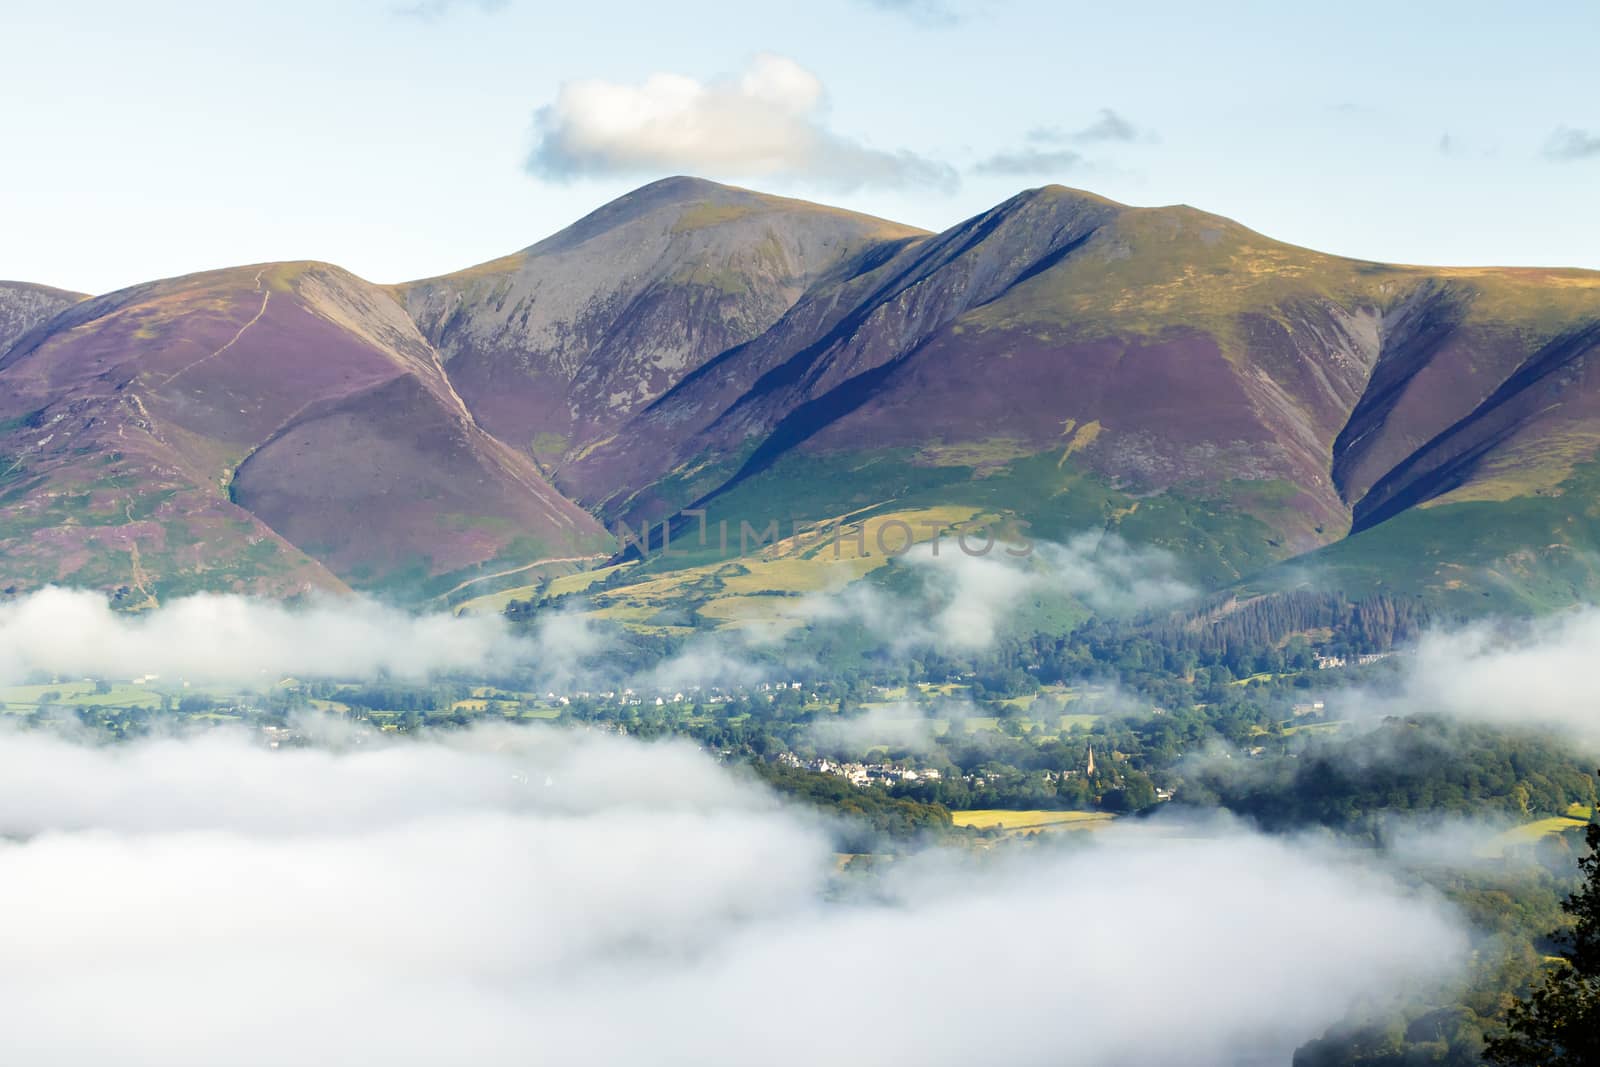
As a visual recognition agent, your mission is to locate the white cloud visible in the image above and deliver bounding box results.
[1032,532,1196,614]
[912,545,1037,648]
[1377,609,1600,746]
[795,532,1194,653]
[0,586,599,687]
[641,633,767,693]
[0,727,1466,1065]
[528,54,957,191]
[808,700,942,755]
[0,531,1192,696]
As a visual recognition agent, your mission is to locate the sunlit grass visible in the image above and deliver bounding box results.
[951,810,1115,833]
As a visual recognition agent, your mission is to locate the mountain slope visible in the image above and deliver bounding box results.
[5,179,1600,616]
[0,281,84,357]
[553,185,1600,600]
[0,263,607,602]
[398,176,926,473]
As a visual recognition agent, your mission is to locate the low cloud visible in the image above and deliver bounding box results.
[1033,533,1195,614]
[808,701,942,756]
[1380,609,1600,747]
[0,532,1190,694]
[1375,814,1533,872]
[0,586,599,687]
[1545,126,1600,161]
[798,532,1193,653]
[0,727,1466,1064]
[528,54,957,192]
[642,634,767,693]
[906,545,1036,648]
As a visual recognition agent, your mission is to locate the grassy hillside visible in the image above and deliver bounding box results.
[1252,460,1600,615]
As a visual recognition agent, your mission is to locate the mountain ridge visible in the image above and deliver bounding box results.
[4,177,1600,615]
[0,262,607,602]
[396,176,927,475]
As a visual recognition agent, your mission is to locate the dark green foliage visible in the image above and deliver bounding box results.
[1296,827,1589,1067]
[1039,590,1427,683]
[1148,590,1431,661]
[336,684,442,713]
[1182,717,1596,833]
[749,761,955,850]
[1486,822,1600,1066]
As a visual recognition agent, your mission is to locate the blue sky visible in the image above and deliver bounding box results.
[2,0,1597,294]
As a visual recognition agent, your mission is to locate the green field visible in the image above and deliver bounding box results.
[1479,805,1595,857]
[0,681,164,712]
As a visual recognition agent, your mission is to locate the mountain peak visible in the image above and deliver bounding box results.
[626,174,757,202]
[946,183,1128,246]
[397,177,930,472]
[520,176,925,258]
[1025,184,1128,210]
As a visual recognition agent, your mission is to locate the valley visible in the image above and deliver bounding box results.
[11,6,1600,1065]
[5,177,1600,1067]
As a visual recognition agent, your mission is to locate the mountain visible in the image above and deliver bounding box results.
[0,263,607,603]
[4,178,1599,616]
[549,184,1600,608]
[398,177,925,473]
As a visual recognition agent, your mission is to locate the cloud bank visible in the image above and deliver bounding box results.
[527,54,957,191]
[808,701,942,755]
[0,586,600,687]
[0,530,1186,694]
[1379,608,1600,747]
[796,532,1193,653]
[0,726,1467,1065]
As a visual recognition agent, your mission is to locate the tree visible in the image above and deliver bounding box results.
[1100,771,1158,814]
[1486,821,1600,1065]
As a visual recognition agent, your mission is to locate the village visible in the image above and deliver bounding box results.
[1,648,1369,817]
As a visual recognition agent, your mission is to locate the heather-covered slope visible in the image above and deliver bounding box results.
[5,180,1600,614]
[0,263,607,602]
[560,186,1600,597]
[565,187,1383,542]
[398,176,926,473]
